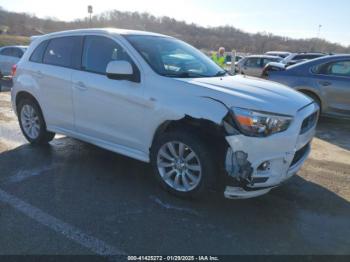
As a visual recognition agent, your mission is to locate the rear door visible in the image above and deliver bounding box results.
[31,36,82,130]
[315,60,350,116]
[242,57,262,76]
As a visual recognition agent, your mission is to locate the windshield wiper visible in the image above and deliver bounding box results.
[163,70,228,78]
[163,72,210,78]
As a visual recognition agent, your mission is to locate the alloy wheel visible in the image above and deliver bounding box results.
[20,104,41,139]
[157,141,202,192]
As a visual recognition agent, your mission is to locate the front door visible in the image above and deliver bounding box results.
[72,35,147,152]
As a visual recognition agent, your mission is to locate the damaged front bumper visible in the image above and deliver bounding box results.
[223,103,318,199]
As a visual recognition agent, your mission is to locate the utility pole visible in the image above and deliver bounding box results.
[317,24,322,39]
[88,5,93,28]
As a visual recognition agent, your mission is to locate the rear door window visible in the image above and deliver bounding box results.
[328,61,350,77]
[43,36,82,68]
[313,60,350,77]
[245,58,261,68]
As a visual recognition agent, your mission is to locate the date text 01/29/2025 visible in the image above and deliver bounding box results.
[127,256,220,261]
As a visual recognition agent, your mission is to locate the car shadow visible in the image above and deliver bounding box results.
[316,116,350,151]
[1,136,350,254]
[1,136,349,213]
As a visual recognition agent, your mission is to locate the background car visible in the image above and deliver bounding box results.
[265,51,292,59]
[282,52,327,66]
[265,55,350,118]
[222,54,244,72]
[0,45,27,76]
[235,55,282,77]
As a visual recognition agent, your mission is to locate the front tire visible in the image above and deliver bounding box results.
[151,131,216,199]
[18,98,55,145]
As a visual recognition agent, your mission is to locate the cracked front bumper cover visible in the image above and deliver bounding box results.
[223,103,318,199]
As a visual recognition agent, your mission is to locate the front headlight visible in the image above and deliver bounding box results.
[232,107,293,137]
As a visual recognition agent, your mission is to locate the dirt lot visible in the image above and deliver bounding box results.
[0,91,349,256]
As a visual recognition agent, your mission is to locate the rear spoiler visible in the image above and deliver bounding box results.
[30,35,42,43]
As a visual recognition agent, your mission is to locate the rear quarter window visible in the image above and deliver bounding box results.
[30,40,49,63]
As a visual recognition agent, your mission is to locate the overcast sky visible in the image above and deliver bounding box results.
[1,0,349,46]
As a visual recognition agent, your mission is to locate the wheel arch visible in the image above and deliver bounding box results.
[15,91,43,115]
[150,115,230,169]
[297,88,323,111]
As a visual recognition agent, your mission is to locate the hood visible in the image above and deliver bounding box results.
[178,75,312,116]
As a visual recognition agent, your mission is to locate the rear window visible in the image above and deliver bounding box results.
[12,48,24,58]
[43,37,82,68]
[0,48,14,57]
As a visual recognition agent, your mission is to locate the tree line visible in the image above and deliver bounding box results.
[1,7,349,54]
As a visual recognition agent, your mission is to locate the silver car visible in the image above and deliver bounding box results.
[266,55,350,118]
[0,46,27,76]
[236,55,282,77]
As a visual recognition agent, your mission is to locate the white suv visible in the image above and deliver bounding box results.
[11,29,319,199]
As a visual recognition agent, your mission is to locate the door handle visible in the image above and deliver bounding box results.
[319,81,332,86]
[74,81,88,91]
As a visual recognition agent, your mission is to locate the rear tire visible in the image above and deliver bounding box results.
[151,131,216,199]
[18,98,55,145]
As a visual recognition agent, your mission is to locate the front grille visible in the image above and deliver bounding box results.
[300,111,318,135]
[290,143,310,167]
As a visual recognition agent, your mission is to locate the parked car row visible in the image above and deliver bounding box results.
[264,55,350,118]
[234,51,328,78]
[229,50,349,118]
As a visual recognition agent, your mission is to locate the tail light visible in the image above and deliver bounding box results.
[11,64,17,77]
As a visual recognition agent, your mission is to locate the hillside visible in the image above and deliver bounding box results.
[0,7,349,53]
[0,34,29,46]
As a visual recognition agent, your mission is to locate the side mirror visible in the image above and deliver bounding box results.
[106,60,135,81]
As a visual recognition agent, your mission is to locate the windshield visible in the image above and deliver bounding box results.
[124,35,226,78]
